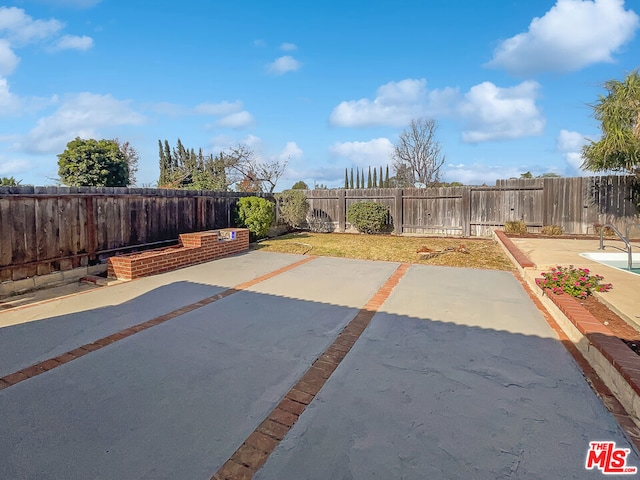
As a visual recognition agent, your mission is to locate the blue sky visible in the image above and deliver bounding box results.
[0,0,638,188]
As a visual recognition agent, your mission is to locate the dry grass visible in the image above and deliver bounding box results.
[254,232,514,271]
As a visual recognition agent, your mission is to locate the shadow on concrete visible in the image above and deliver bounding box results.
[0,273,637,480]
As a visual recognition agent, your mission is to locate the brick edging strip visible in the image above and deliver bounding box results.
[498,233,640,446]
[494,230,535,269]
[212,263,411,480]
[512,273,640,448]
[0,256,318,391]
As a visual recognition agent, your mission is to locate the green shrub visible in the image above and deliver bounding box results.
[235,196,275,240]
[541,225,563,236]
[346,201,388,234]
[275,190,309,229]
[504,220,527,235]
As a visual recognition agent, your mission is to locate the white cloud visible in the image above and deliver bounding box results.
[50,34,93,51]
[278,141,303,162]
[267,55,300,75]
[458,81,544,142]
[557,129,589,173]
[330,79,428,127]
[215,111,254,128]
[195,100,243,116]
[0,76,20,113]
[330,78,545,143]
[22,93,145,154]
[557,129,587,152]
[486,0,640,75]
[330,138,394,165]
[280,42,297,51]
[0,7,63,45]
[0,41,19,76]
[0,158,30,175]
[444,163,524,185]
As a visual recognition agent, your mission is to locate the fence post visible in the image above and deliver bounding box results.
[338,189,346,232]
[394,189,403,234]
[85,196,97,261]
[461,187,471,237]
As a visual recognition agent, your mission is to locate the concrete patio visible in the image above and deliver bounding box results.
[0,251,637,479]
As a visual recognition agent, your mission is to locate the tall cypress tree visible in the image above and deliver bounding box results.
[350,168,354,189]
[344,168,349,189]
[385,165,390,187]
[379,166,383,187]
[356,168,360,188]
[367,167,372,188]
[373,167,377,188]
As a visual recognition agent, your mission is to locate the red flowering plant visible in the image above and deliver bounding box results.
[536,265,613,299]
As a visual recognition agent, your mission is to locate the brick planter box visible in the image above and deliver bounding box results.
[107,228,249,280]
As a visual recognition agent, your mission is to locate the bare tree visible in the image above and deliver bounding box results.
[114,138,139,186]
[223,144,288,193]
[391,118,445,187]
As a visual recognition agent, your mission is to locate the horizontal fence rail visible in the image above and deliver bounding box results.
[304,176,638,237]
[0,176,638,282]
[0,187,273,282]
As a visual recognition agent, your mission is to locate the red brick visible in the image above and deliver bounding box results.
[245,431,279,453]
[38,358,61,371]
[2,371,28,385]
[269,408,298,427]
[257,419,290,440]
[231,444,270,470]
[286,388,315,405]
[214,460,253,480]
[277,397,306,416]
[21,364,47,378]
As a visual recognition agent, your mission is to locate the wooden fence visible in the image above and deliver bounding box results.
[0,176,637,282]
[0,186,271,282]
[304,175,639,236]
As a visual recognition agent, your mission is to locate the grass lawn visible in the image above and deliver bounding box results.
[253,232,514,271]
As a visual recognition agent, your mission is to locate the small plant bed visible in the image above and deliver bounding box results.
[536,265,640,356]
[254,232,514,270]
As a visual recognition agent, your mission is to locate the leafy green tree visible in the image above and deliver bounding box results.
[291,180,309,190]
[520,171,533,179]
[158,138,229,190]
[538,172,561,178]
[582,70,640,175]
[58,137,129,187]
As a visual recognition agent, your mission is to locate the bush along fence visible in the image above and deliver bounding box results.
[304,176,638,237]
[0,175,637,282]
[0,186,273,283]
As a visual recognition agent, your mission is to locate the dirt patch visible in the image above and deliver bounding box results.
[580,295,640,355]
